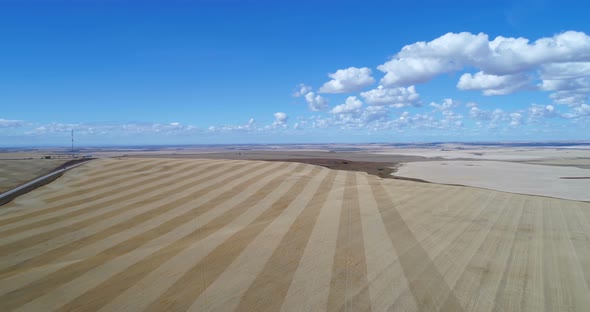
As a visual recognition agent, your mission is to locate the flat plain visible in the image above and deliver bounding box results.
[1,157,589,311]
[395,160,590,201]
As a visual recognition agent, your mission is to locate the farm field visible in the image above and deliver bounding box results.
[395,160,590,201]
[0,159,69,193]
[1,157,589,311]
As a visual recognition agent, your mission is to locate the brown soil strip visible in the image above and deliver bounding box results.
[48,159,174,200]
[0,162,290,310]
[0,159,203,226]
[142,165,316,312]
[60,164,311,311]
[327,172,371,311]
[370,178,465,312]
[0,161,269,279]
[265,158,399,180]
[0,161,226,239]
[67,158,160,187]
[236,171,338,311]
[44,160,208,205]
[0,161,220,236]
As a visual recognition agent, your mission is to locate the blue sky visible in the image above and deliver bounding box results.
[1,0,589,146]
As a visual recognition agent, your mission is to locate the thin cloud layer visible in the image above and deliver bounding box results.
[0,118,25,128]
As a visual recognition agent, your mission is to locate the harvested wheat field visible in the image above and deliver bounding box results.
[0,159,69,193]
[1,158,590,311]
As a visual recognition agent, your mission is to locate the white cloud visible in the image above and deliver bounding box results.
[466,102,532,129]
[539,62,590,80]
[540,77,590,91]
[509,112,524,126]
[469,106,491,120]
[377,31,590,98]
[539,77,590,94]
[457,72,530,95]
[528,104,557,120]
[360,106,388,123]
[293,83,312,97]
[360,85,421,108]
[378,32,489,86]
[429,98,458,112]
[563,104,590,118]
[208,118,257,133]
[318,67,375,93]
[272,112,288,128]
[468,104,510,129]
[0,118,25,128]
[483,31,590,74]
[24,121,201,137]
[304,92,329,111]
[549,90,588,106]
[330,96,363,114]
[274,112,287,123]
[537,62,590,106]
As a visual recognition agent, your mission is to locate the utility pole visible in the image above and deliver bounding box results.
[71,129,74,158]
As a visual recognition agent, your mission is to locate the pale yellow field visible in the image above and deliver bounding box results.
[395,160,590,201]
[1,158,589,311]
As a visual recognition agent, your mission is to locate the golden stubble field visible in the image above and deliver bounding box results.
[0,159,69,193]
[0,158,589,311]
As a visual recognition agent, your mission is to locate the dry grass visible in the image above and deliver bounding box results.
[0,158,589,311]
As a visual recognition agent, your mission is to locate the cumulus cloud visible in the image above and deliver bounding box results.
[274,112,287,122]
[429,98,458,112]
[293,83,312,97]
[457,72,530,95]
[378,32,489,86]
[563,104,590,118]
[467,103,512,129]
[329,104,389,130]
[377,31,590,98]
[330,96,363,114]
[360,106,389,123]
[539,62,590,80]
[360,85,421,108]
[540,77,590,91]
[549,90,588,106]
[318,67,375,93]
[272,112,288,128]
[528,104,557,121]
[304,92,329,111]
